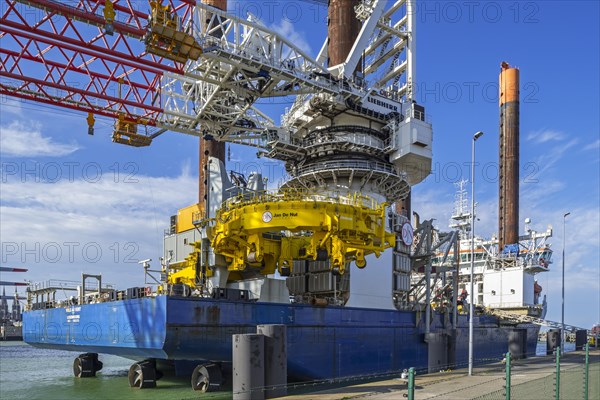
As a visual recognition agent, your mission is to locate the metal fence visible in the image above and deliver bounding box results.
[428,345,598,400]
[278,346,598,400]
[179,345,598,400]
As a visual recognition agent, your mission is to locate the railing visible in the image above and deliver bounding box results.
[292,159,398,177]
[402,105,432,124]
[230,343,598,399]
[220,189,383,214]
[28,279,80,292]
[486,301,541,309]
[303,131,386,150]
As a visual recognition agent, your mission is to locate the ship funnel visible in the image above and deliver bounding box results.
[498,62,520,251]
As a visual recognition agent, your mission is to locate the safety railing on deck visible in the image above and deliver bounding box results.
[291,159,398,177]
[219,189,383,214]
[28,279,80,292]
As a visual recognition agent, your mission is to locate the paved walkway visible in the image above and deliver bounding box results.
[279,349,599,400]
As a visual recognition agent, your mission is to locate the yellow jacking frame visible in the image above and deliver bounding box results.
[168,192,395,288]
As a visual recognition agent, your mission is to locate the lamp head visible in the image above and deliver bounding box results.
[473,131,484,141]
[564,212,571,218]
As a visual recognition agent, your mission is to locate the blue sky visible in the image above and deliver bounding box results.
[0,1,598,328]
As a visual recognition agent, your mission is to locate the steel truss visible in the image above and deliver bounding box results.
[1,0,196,126]
[1,0,428,196]
[1,0,415,142]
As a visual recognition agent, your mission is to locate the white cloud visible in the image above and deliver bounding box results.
[583,139,600,151]
[0,168,197,288]
[526,129,566,144]
[271,19,312,56]
[521,178,565,206]
[529,138,579,178]
[535,206,600,328]
[0,121,79,157]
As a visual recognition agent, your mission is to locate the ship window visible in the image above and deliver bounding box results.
[542,251,552,261]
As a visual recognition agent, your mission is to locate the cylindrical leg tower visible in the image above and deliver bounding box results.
[327,0,361,68]
[498,62,520,250]
[199,0,227,205]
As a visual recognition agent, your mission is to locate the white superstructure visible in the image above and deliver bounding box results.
[431,181,552,316]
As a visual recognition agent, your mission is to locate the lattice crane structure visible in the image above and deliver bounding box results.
[1,0,431,199]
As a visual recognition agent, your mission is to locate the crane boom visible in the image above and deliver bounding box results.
[1,0,195,131]
[1,0,432,194]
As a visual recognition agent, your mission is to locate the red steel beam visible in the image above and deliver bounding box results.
[0,267,28,272]
[16,0,197,31]
[1,19,177,74]
[0,47,157,92]
[0,0,202,127]
[0,87,146,122]
[1,27,164,118]
[16,0,145,37]
[1,71,163,114]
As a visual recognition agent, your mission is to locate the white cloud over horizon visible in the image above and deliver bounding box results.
[0,167,198,287]
[0,121,79,157]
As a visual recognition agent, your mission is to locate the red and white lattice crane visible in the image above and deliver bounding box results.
[1,0,432,200]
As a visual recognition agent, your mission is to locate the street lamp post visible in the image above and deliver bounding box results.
[561,212,570,355]
[469,131,484,376]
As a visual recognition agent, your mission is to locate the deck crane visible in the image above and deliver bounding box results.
[1,0,432,299]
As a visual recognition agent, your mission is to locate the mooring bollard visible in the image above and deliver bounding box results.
[257,324,287,399]
[233,333,265,400]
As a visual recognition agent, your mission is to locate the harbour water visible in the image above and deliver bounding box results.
[0,341,577,400]
[0,341,228,400]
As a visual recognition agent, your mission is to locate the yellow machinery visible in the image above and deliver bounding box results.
[86,112,95,135]
[111,114,152,147]
[146,0,203,63]
[103,0,115,35]
[165,191,395,289]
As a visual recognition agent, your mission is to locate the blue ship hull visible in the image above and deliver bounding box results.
[23,296,539,380]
